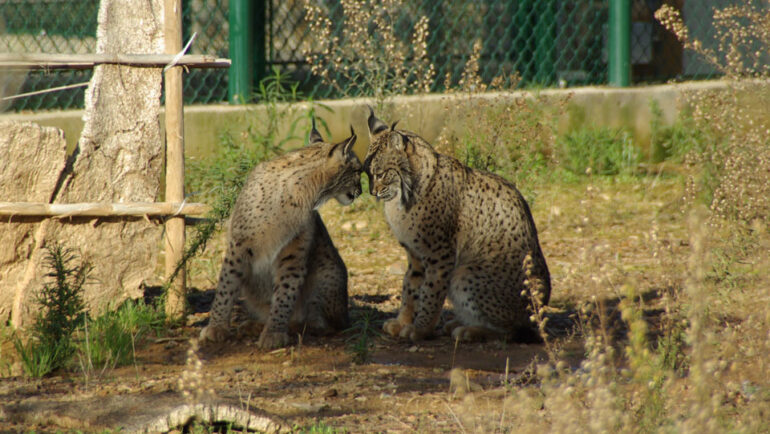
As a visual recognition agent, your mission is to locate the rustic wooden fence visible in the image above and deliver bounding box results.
[0,0,229,320]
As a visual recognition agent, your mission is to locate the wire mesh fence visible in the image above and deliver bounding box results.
[1,0,766,111]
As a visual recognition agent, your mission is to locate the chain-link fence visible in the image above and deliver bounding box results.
[1,0,765,111]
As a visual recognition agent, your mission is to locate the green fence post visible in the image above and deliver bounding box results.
[534,1,556,85]
[228,0,266,104]
[609,0,631,87]
[228,0,252,104]
[254,0,267,91]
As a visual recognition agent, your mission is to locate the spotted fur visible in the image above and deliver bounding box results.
[365,109,551,342]
[200,122,362,349]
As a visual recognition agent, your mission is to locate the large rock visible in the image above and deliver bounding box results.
[0,122,68,324]
[4,0,166,328]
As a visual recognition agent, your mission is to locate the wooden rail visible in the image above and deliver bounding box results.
[0,53,231,70]
[0,202,210,218]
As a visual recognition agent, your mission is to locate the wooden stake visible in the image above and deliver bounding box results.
[164,0,186,319]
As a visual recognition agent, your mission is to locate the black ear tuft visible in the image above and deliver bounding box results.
[343,125,357,155]
[390,120,400,131]
[367,106,388,135]
[399,132,412,152]
[309,117,324,144]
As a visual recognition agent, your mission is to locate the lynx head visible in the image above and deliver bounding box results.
[310,118,363,206]
[363,110,415,207]
[363,107,410,196]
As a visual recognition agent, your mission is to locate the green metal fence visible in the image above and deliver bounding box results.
[1,0,766,111]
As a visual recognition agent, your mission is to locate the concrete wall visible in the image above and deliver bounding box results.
[0,81,728,159]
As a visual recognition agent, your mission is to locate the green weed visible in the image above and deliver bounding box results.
[345,310,378,365]
[648,100,701,164]
[13,244,89,377]
[558,127,640,176]
[77,299,164,373]
[295,421,342,433]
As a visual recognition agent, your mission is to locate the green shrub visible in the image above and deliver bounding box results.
[648,101,702,164]
[346,310,379,365]
[558,127,640,176]
[14,244,89,377]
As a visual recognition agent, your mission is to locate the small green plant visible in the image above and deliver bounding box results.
[78,299,165,373]
[558,127,640,176]
[648,100,702,164]
[295,421,342,433]
[620,285,674,431]
[346,310,378,364]
[14,244,89,377]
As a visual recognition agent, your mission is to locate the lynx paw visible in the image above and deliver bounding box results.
[443,320,463,336]
[399,324,430,342]
[199,323,229,343]
[383,318,405,337]
[451,325,496,342]
[258,330,291,350]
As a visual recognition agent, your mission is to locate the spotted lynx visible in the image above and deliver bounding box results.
[364,109,551,342]
[200,121,362,349]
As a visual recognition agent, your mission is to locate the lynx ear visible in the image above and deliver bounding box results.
[309,117,324,144]
[390,120,400,130]
[389,131,406,151]
[343,125,357,155]
[328,127,357,158]
[367,105,388,135]
[389,132,411,152]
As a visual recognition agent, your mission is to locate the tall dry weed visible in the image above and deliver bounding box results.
[303,0,435,110]
[656,3,770,223]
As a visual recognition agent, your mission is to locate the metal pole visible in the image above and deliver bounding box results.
[534,1,556,85]
[609,0,631,87]
[164,0,186,318]
[228,0,254,103]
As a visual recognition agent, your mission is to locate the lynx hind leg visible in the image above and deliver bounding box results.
[303,219,349,334]
[446,264,522,343]
[200,241,252,343]
[383,250,423,337]
[305,260,349,334]
[239,269,272,336]
[258,226,313,350]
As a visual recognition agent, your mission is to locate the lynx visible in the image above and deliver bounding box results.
[200,121,362,349]
[363,109,551,342]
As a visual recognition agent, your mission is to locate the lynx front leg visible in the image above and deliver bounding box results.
[384,252,422,336]
[399,253,453,342]
[200,241,251,342]
[258,229,312,350]
[384,248,424,337]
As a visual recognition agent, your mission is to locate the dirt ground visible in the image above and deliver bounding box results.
[0,176,691,432]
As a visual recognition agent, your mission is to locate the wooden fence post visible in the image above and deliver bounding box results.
[164,0,186,319]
